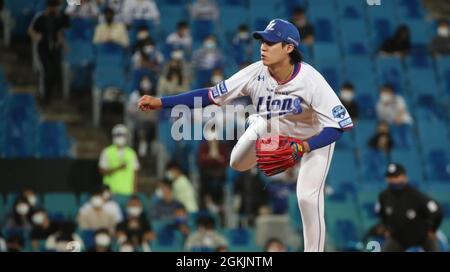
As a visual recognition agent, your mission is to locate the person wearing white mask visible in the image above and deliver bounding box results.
[116,195,154,251]
[89,229,113,252]
[93,7,129,47]
[376,84,413,126]
[99,124,140,195]
[192,35,224,82]
[232,24,253,66]
[339,82,359,122]
[165,161,199,213]
[30,209,59,252]
[79,185,124,224]
[430,20,450,56]
[77,191,116,233]
[5,197,33,232]
[166,21,193,57]
[132,38,164,72]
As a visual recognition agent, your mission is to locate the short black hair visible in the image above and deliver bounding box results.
[283,43,303,64]
[342,82,355,90]
[238,24,249,32]
[166,160,182,171]
[47,0,60,7]
[177,21,189,29]
[293,7,305,15]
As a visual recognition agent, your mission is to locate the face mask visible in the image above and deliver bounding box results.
[91,196,104,208]
[204,41,216,49]
[127,206,143,217]
[16,203,30,215]
[438,26,450,38]
[137,31,149,41]
[102,191,111,201]
[211,75,223,85]
[238,32,249,40]
[95,234,111,247]
[389,183,406,191]
[140,79,152,91]
[340,90,354,102]
[144,45,154,54]
[120,245,134,252]
[165,170,176,181]
[380,93,394,103]
[113,136,127,147]
[171,50,184,60]
[155,188,164,198]
[27,195,37,207]
[32,213,45,225]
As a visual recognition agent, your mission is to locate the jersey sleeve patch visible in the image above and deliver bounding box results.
[332,105,347,119]
[212,80,228,98]
[338,117,353,129]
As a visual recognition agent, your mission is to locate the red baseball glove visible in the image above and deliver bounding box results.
[255,135,304,176]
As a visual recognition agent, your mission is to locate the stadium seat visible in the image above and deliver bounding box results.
[417,111,450,150]
[314,60,342,92]
[335,129,355,150]
[435,56,450,94]
[339,19,370,56]
[325,196,363,251]
[355,94,377,120]
[43,193,78,220]
[219,6,248,40]
[225,227,260,252]
[328,150,359,187]
[312,18,338,43]
[396,0,426,20]
[343,56,377,95]
[336,0,366,19]
[37,121,70,158]
[313,42,341,63]
[390,149,424,181]
[308,0,336,21]
[426,150,450,182]
[399,19,432,45]
[361,149,389,183]
[375,56,406,94]
[152,219,184,252]
[66,40,95,68]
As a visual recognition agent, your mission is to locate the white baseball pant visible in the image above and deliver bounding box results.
[229,115,335,252]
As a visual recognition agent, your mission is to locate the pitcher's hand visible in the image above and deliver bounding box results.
[138,95,162,111]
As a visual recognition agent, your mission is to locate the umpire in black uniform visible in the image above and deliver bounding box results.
[377,163,443,252]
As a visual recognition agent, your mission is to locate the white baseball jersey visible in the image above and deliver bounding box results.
[208,61,354,140]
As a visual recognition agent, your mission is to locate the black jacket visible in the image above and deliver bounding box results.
[377,185,443,248]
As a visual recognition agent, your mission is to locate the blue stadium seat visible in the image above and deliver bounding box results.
[314,61,342,92]
[219,6,248,39]
[391,149,424,181]
[435,56,450,94]
[336,0,366,19]
[416,111,450,150]
[313,43,341,63]
[158,5,189,36]
[249,0,282,18]
[4,0,35,38]
[192,19,216,43]
[343,56,377,95]
[369,18,396,52]
[43,193,78,220]
[66,40,95,68]
[376,56,406,94]
[94,67,126,90]
[312,18,338,43]
[152,219,184,252]
[355,94,377,120]
[335,129,355,150]
[67,18,96,41]
[326,196,363,251]
[389,124,415,150]
[426,150,450,182]
[225,227,260,252]
[339,19,370,56]
[37,121,70,158]
[395,0,426,20]
[308,0,336,21]
[361,149,389,183]
[328,150,359,187]
[354,120,377,149]
[399,19,432,45]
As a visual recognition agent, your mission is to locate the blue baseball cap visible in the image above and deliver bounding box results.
[252,19,301,48]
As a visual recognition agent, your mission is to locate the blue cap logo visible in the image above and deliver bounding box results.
[253,18,301,47]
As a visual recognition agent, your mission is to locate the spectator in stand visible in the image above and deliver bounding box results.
[30,208,59,251]
[65,0,100,19]
[376,84,413,126]
[165,161,199,213]
[121,0,160,26]
[93,7,129,48]
[379,25,411,58]
[338,82,359,122]
[79,185,123,224]
[189,0,219,21]
[4,196,33,233]
[264,237,287,252]
[185,215,227,251]
[152,179,185,220]
[368,121,394,156]
[158,50,191,96]
[88,228,113,252]
[232,24,252,66]
[166,21,193,58]
[430,20,450,56]
[45,221,84,252]
[77,191,116,233]
[131,38,164,73]
[290,7,314,45]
